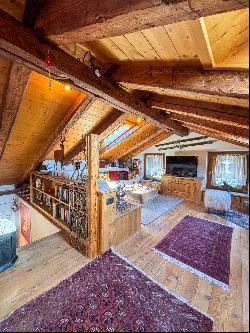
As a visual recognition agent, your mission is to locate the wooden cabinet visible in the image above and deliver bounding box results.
[161,175,203,203]
[231,193,249,214]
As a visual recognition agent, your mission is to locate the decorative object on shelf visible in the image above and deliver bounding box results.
[11,198,19,212]
[116,182,126,210]
[54,138,65,169]
[116,200,135,215]
[83,51,103,77]
[44,49,53,90]
[132,159,141,168]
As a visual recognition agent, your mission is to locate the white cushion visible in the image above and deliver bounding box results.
[204,189,231,211]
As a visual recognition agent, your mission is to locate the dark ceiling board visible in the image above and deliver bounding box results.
[0,61,31,160]
[156,136,208,147]
[34,0,249,43]
[0,10,188,136]
[158,139,217,151]
[22,0,45,29]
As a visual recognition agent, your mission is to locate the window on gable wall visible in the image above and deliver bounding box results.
[207,152,249,193]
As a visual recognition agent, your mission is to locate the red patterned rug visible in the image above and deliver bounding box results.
[0,249,213,332]
[153,215,233,289]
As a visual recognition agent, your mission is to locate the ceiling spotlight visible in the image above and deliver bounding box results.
[65,84,71,91]
[137,118,142,124]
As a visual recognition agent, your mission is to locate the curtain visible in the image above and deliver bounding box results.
[145,155,164,178]
[211,154,248,190]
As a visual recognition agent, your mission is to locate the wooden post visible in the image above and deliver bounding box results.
[98,190,116,253]
[87,134,100,258]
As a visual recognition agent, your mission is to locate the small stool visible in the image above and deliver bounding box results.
[204,189,231,213]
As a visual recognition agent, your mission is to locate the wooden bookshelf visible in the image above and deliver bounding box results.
[30,172,88,253]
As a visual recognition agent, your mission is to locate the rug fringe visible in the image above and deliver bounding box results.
[152,248,229,291]
[187,214,234,230]
[111,247,214,322]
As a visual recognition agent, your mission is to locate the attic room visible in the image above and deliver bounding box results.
[0,0,249,332]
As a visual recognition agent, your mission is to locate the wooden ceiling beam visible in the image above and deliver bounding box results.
[63,109,127,164]
[121,130,172,159]
[17,94,95,186]
[34,0,249,43]
[0,10,188,137]
[150,96,249,128]
[101,124,158,161]
[169,113,249,143]
[0,61,31,159]
[111,63,249,99]
[186,124,249,148]
[112,124,170,161]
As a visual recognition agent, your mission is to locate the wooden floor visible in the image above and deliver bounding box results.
[0,201,248,332]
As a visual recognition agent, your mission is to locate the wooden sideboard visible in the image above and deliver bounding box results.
[161,175,203,204]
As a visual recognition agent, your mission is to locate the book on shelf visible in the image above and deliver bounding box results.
[52,202,70,224]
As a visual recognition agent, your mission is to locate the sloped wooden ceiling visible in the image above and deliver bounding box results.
[0,1,248,184]
[0,69,83,184]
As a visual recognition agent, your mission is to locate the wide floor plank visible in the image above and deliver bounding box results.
[0,201,248,332]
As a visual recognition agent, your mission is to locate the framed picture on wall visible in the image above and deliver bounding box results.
[20,202,31,244]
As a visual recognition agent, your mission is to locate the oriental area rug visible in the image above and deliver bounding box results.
[0,249,213,332]
[153,215,233,290]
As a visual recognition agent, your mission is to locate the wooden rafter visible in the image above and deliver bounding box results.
[17,95,95,186]
[0,10,188,136]
[34,0,249,43]
[0,61,31,159]
[100,125,142,160]
[168,113,249,143]
[186,124,249,148]
[149,95,249,128]
[111,63,249,99]
[121,130,172,159]
[63,110,127,164]
[108,124,170,161]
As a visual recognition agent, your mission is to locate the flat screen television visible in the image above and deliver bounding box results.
[166,156,198,177]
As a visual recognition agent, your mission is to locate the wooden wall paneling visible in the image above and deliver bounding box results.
[0,61,31,159]
[0,10,189,136]
[34,0,248,43]
[17,93,93,186]
[87,134,100,258]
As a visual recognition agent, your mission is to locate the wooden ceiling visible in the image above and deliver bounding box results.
[0,0,248,185]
